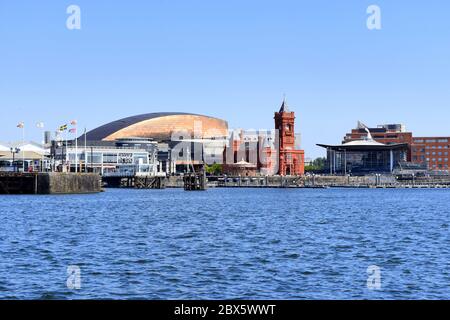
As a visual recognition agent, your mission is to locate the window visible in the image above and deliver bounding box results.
[118,153,134,164]
[88,153,102,164]
[103,153,118,164]
[133,153,148,165]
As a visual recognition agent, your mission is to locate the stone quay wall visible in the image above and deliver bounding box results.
[0,172,101,194]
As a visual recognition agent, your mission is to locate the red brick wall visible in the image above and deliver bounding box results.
[274,111,305,176]
[412,137,450,171]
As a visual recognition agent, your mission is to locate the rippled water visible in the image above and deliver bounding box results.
[0,188,449,299]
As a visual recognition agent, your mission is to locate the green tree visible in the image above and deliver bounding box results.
[205,163,222,175]
[305,157,327,172]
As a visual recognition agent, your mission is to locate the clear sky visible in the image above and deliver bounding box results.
[1,0,449,158]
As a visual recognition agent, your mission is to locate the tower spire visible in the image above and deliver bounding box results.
[279,94,289,113]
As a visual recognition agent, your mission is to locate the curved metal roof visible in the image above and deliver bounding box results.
[316,142,409,151]
[84,112,226,141]
[342,139,384,147]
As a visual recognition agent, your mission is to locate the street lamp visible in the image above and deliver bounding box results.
[10,147,21,173]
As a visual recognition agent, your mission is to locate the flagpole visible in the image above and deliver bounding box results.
[84,128,87,173]
[65,130,68,172]
[22,125,25,172]
[75,126,78,173]
[41,124,44,172]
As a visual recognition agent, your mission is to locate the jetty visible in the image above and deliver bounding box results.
[183,164,207,191]
[102,172,166,189]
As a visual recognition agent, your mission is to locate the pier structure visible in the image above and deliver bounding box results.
[209,174,450,189]
[102,172,166,189]
[183,164,207,191]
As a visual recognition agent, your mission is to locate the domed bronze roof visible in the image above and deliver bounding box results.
[85,112,228,142]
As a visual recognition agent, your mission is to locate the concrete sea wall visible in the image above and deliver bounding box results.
[42,173,102,194]
[0,173,101,194]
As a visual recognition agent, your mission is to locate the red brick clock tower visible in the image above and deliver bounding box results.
[274,99,305,176]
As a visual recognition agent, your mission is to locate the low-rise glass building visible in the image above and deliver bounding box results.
[317,139,409,175]
[52,138,161,175]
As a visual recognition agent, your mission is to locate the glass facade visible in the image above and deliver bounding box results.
[327,148,407,174]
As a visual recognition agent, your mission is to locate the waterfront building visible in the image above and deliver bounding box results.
[81,112,229,174]
[53,138,161,175]
[343,122,450,172]
[0,141,50,172]
[223,129,277,176]
[223,99,305,176]
[318,130,409,175]
[411,137,450,171]
[274,100,305,176]
[84,112,228,142]
[223,159,258,177]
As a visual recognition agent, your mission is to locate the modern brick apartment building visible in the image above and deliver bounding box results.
[343,122,450,171]
[411,137,450,171]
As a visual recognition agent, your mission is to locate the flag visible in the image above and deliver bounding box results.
[70,120,77,126]
[17,122,24,128]
[59,124,68,131]
[36,122,44,128]
[69,128,77,134]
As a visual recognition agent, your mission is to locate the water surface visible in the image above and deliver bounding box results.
[0,188,449,299]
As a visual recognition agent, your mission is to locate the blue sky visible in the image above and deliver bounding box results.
[1,0,449,158]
